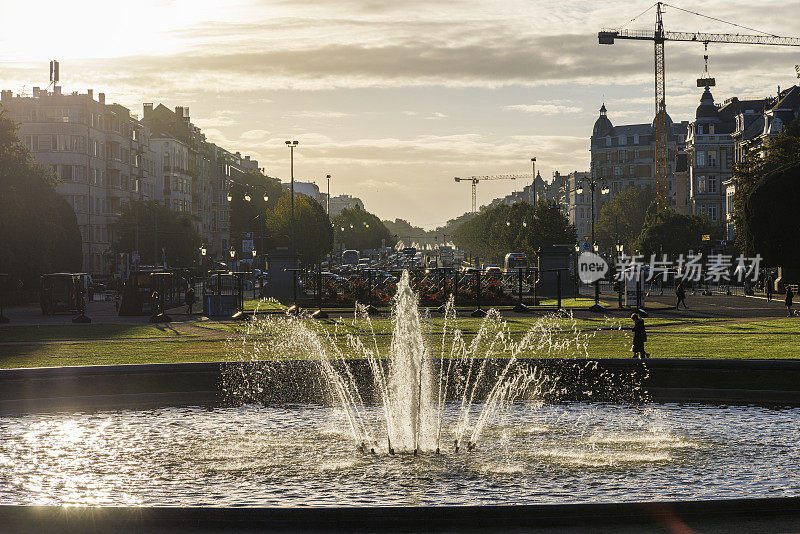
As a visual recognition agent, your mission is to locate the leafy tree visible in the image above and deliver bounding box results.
[732,119,800,261]
[635,206,721,257]
[382,218,426,241]
[741,162,800,266]
[0,112,82,289]
[112,200,201,267]
[333,206,396,251]
[229,170,285,254]
[265,195,333,264]
[596,185,655,252]
[453,201,576,263]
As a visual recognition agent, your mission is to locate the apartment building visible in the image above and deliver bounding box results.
[590,103,688,207]
[0,87,157,275]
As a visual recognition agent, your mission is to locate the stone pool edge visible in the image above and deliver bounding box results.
[3,358,800,414]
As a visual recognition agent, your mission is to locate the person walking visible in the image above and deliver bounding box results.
[185,286,196,315]
[766,277,773,302]
[630,313,649,358]
[786,286,794,317]
[676,283,687,309]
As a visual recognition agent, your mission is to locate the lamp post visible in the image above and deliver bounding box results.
[574,177,609,307]
[200,245,207,305]
[326,174,331,215]
[615,241,624,308]
[530,157,537,204]
[285,140,299,307]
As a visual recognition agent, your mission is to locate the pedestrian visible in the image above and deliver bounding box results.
[676,283,687,309]
[630,312,649,359]
[766,277,773,302]
[185,286,196,315]
[786,286,794,317]
[150,289,160,320]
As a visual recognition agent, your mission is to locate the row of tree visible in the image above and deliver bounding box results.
[0,112,82,290]
[452,201,577,262]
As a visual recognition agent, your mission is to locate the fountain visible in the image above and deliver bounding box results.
[223,270,581,456]
[1,270,800,513]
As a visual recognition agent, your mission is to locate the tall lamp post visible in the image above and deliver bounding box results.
[326,174,331,215]
[573,177,609,310]
[285,140,299,308]
[530,157,537,204]
[615,241,624,308]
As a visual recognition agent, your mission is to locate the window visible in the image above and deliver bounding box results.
[696,151,705,167]
[707,176,717,193]
[707,150,717,167]
[605,136,611,147]
[708,204,718,221]
[619,135,626,145]
[629,165,635,176]
[613,166,621,176]
[633,134,639,144]
[709,124,715,135]
[24,135,39,151]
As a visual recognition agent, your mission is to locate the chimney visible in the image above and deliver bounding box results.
[98,92,105,104]
[143,103,153,116]
[54,86,61,96]
[87,89,93,99]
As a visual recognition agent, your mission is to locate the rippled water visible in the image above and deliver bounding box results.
[1,402,799,506]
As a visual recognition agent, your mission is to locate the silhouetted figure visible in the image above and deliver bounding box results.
[150,290,161,321]
[676,283,687,309]
[766,278,773,302]
[786,286,794,317]
[185,286,196,315]
[630,312,648,358]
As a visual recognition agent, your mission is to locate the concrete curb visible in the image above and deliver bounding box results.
[2,358,800,414]
[1,497,799,532]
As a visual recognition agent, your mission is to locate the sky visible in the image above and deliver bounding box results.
[1,0,798,228]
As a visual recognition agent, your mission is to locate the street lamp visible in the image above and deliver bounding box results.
[615,241,624,308]
[285,140,299,307]
[569,176,609,310]
[244,193,251,202]
[531,157,537,204]
[326,174,331,215]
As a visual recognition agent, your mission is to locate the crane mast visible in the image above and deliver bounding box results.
[454,174,528,213]
[654,2,668,212]
[599,1,800,212]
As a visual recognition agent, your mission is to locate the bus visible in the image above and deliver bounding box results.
[504,253,528,272]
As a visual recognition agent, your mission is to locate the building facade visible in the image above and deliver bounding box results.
[1,87,157,275]
[590,103,688,208]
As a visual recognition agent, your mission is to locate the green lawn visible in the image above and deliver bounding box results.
[0,324,188,342]
[1,315,798,369]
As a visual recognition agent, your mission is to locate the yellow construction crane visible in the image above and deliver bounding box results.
[454,174,528,213]
[599,2,800,211]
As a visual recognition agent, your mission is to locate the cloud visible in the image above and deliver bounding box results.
[505,103,583,115]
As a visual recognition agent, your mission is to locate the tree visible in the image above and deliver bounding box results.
[453,201,576,263]
[112,200,202,267]
[635,206,721,258]
[382,218,426,242]
[732,119,800,262]
[595,185,655,252]
[333,207,396,251]
[229,170,285,254]
[0,112,82,289]
[265,195,333,264]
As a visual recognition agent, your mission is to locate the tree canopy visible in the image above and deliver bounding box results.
[732,119,800,264]
[596,185,655,252]
[635,206,721,257]
[333,206,396,251]
[265,194,333,264]
[0,112,82,289]
[228,170,285,254]
[112,200,202,267]
[452,201,576,263]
